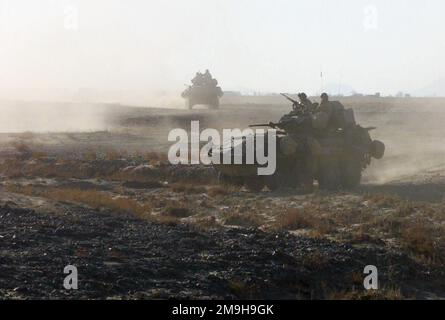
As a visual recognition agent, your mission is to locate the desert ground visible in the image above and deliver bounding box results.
[1,96,445,299]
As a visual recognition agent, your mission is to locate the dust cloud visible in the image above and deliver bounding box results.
[357,99,445,184]
[0,101,108,133]
[0,91,187,133]
[1,95,445,186]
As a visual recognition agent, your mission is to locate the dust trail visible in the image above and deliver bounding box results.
[0,101,109,133]
[356,101,445,184]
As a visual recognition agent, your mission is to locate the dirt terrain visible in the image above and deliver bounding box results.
[1,96,445,299]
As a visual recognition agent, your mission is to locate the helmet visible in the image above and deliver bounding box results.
[321,92,328,99]
[298,92,307,99]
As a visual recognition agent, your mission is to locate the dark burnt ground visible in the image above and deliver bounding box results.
[0,204,444,300]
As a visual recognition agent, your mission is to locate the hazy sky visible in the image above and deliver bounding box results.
[0,0,444,103]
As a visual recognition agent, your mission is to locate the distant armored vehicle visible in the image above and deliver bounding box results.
[182,70,223,109]
[211,96,385,192]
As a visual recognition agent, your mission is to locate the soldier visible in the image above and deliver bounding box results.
[312,92,340,132]
[320,92,329,105]
[318,93,333,118]
[203,69,212,84]
[297,93,314,112]
[192,72,204,86]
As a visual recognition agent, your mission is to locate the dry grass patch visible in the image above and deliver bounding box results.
[6,185,151,218]
[170,183,206,194]
[363,215,404,236]
[401,220,444,262]
[6,184,190,227]
[273,209,313,230]
[364,193,405,208]
[302,250,330,271]
[227,279,258,299]
[11,141,33,160]
[155,215,181,226]
[122,180,164,189]
[191,216,219,229]
[272,207,335,235]
[348,228,385,245]
[82,150,98,161]
[395,201,415,217]
[222,212,263,228]
[163,205,192,218]
[328,288,403,300]
[207,186,229,197]
[207,185,240,197]
[142,151,169,164]
[105,149,127,161]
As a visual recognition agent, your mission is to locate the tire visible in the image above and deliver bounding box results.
[318,158,341,191]
[244,177,265,192]
[340,160,362,189]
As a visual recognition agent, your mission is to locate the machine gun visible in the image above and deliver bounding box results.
[249,122,278,128]
[280,93,299,105]
[248,123,287,135]
[280,93,309,114]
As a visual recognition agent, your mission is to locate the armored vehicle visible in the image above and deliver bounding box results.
[211,96,385,192]
[182,70,223,109]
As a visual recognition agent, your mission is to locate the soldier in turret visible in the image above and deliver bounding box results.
[191,72,204,86]
[203,69,212,85]
[316,93,332,117]
[297,93,313,111]
[319,92,330,109]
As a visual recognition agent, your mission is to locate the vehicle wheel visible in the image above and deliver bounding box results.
[318,158,341,191]
[244,177,264,192]
[341,161,362,189]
